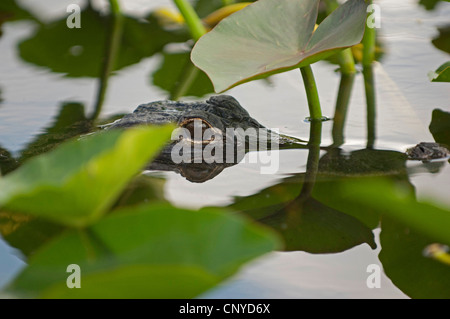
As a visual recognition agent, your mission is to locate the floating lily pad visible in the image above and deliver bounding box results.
[191,0,368,92]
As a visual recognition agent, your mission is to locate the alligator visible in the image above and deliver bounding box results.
[105,95,450,181]
[107,95,306,182]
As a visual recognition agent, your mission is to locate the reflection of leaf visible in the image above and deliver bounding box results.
[8,204,280,298]
[432,25,450,54]
[429,108,450,146]
[19,7,188,77]
[191,0,368,92]
[0,126,173,227]
[380,217,450,298]
[428,61,450,82]
[260,197,376,253]
[152,51,214,98]
[19,102,92,164]
[312,177,381,229]
[0,212,63,258]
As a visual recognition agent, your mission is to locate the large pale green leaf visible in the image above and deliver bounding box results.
[0,126,173,227]
[191,0,368,92]
[8,204,281,298]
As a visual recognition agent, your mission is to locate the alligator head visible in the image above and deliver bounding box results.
[107,95,305,182]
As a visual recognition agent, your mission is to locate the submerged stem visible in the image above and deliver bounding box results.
[332,73,355,146]
[91,0,123,120]
[298,120,322,202]
[300,66,323,120]
[363,66,376,148]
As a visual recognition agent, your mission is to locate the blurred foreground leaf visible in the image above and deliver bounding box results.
[0,126,173,227]
[8,204,280,298]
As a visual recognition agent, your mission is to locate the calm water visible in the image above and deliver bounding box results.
[0,0,449,298]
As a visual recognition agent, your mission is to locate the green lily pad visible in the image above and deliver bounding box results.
[8,204,280,298]
[428,61,450,82]
[191,0,368,92]
[0,126,173,227]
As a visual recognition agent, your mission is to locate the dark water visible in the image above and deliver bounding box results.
[0,0,449,298]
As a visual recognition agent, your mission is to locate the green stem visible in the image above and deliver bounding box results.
[324,0,356,75]
[300,66,323,120]
[332,73,355,146]
[338,48,356,75]
[363,65,376,148]
[173,0,207,41]
[170,60,200,100]
[91,0,123,120]
[362,0,376,67]
[298,120,322,202]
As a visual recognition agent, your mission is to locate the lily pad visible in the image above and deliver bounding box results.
[8,204,280,298]
[0,126,173,227]
[191,0,368,92]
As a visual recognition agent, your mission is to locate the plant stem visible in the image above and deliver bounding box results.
[298,119,322,202]
[332,73,355,146]
[363,66,376,148]
[300,66,323,120]
[362,0,376,67]
[338,48,356,75]
[173,0,207,41]
[324,0,356,75]
[91,0,123,120]
[170,60,200,100]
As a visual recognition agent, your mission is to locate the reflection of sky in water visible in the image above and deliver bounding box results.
[0,0,449,297]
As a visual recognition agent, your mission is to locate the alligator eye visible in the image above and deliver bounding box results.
[179,118,216,144]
